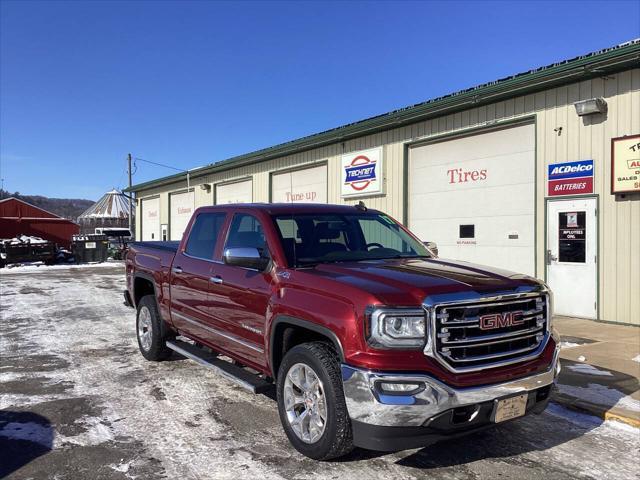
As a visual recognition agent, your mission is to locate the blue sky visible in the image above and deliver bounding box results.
[1,0,639,200]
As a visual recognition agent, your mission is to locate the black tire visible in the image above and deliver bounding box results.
[136,295,173,361]
[276,342,354,460]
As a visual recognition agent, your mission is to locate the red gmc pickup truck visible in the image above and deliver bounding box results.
[125,203,560,460]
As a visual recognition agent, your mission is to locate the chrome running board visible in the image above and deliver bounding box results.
[166,339,272,394]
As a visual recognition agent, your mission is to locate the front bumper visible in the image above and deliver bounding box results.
[341,346,560,451]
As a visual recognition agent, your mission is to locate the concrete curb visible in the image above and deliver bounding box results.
[552,394,640,429]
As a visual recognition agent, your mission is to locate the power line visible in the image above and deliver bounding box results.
[133,157,187,173]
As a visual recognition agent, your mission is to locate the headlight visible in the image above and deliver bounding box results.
[367,308,426,349]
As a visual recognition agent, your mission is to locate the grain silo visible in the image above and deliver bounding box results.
[78,189,132,234]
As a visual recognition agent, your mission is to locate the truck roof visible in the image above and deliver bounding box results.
[201,203,382,215]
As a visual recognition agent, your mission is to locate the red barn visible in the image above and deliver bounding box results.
[0,197,80,249]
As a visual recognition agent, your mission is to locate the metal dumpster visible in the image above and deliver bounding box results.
[0,236,57,267]
[71,234,109,263]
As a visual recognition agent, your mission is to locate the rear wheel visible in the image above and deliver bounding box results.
[276,342,353,460]
[136,295,173,361]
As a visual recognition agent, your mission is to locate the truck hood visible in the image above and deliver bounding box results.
[304,258,542,305]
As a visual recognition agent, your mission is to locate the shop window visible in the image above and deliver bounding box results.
[459,224,475,239]
[558,211,586,263]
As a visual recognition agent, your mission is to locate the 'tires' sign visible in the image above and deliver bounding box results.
[447,167,488,184]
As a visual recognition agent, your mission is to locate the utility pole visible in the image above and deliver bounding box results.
[128,153,133,234]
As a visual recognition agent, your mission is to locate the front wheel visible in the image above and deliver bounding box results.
[136,295,173,361]
[276,342,354,460]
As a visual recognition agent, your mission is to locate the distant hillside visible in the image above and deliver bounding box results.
[0,189,94,221]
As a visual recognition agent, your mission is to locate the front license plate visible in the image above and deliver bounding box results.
[493,394,528,423]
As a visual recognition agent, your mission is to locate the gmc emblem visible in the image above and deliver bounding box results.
[479,311,524,330]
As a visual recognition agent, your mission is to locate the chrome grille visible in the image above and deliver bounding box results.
[431,294,549,372]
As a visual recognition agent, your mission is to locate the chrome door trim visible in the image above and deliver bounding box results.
[171,310,264,353]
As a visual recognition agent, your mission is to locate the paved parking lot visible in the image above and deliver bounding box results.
[1,264,638,479]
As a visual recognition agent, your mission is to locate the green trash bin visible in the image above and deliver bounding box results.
[71,234,109,263]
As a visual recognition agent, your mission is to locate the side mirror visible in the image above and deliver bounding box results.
[223,247,270,271]
[423,241,438,257]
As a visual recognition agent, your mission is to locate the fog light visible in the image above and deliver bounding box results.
[377,381,424,395]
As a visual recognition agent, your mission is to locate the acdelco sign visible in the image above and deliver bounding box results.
[548,159,594,196]
[548,160,594,180]
[341,147,384,198]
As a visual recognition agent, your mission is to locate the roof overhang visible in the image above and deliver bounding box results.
[127,40,640,193]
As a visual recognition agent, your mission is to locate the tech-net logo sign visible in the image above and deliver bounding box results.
[341,147,384,198]
[548,159,594,196]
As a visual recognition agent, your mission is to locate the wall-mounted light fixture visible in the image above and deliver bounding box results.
[199,183,212,193]
[574,98,607,116]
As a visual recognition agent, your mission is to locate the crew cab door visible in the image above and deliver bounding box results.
[207,212,274,369]
[169,212,227,341]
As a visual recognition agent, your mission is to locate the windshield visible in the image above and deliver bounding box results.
[272,212,431,267]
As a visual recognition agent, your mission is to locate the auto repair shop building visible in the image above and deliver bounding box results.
[127,40,640,326]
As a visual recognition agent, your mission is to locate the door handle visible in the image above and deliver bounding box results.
[210,275,223,285]
[546,250,557,265]
[172,266,183,274]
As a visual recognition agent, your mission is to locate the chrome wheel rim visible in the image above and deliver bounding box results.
[138,306,153,351]
[283,363,327,444]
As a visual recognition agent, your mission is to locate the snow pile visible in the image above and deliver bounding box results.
[2,234,51,245]
[0,261,123,274]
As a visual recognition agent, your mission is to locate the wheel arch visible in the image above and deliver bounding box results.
[133,272,157,307]
[269,315,345,379]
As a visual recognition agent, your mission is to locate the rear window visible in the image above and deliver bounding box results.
[185,213,226,259]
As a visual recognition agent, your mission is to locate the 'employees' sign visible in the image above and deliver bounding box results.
[611,134,640,194]
[547,159,594,196]
[341,147,384,198]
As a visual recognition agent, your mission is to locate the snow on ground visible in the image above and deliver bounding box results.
[559,341,580,349]
[0,260,121,274]
[557,383,640,413]
[633,355,640,364]
[1,264,639,480]
[566,363,614,377]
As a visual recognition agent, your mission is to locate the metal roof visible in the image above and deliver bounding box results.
[127,39,640,193]
[79,189,130,219]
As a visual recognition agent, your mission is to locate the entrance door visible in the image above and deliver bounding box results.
[546,197,597,319]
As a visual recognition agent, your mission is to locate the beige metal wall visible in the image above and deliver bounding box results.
[136,68,639,325]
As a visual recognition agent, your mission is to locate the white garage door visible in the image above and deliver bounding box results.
[169,190,195,241]
[141,197,160,241]
[215,179,253,204]
[271,165,327,203]
[409,123,535,276]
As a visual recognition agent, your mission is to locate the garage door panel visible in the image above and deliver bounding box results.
[417,215,534,247]
[440,246,533,272]
[412,184,534,218]
[412,126,535,165]
[409,123,535,276]
[141,197,160,241]
[169,191,194,241]
[411,150,534,193]
[271,165,327,203]
[421,216,534,247]
[216,180,252,204]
